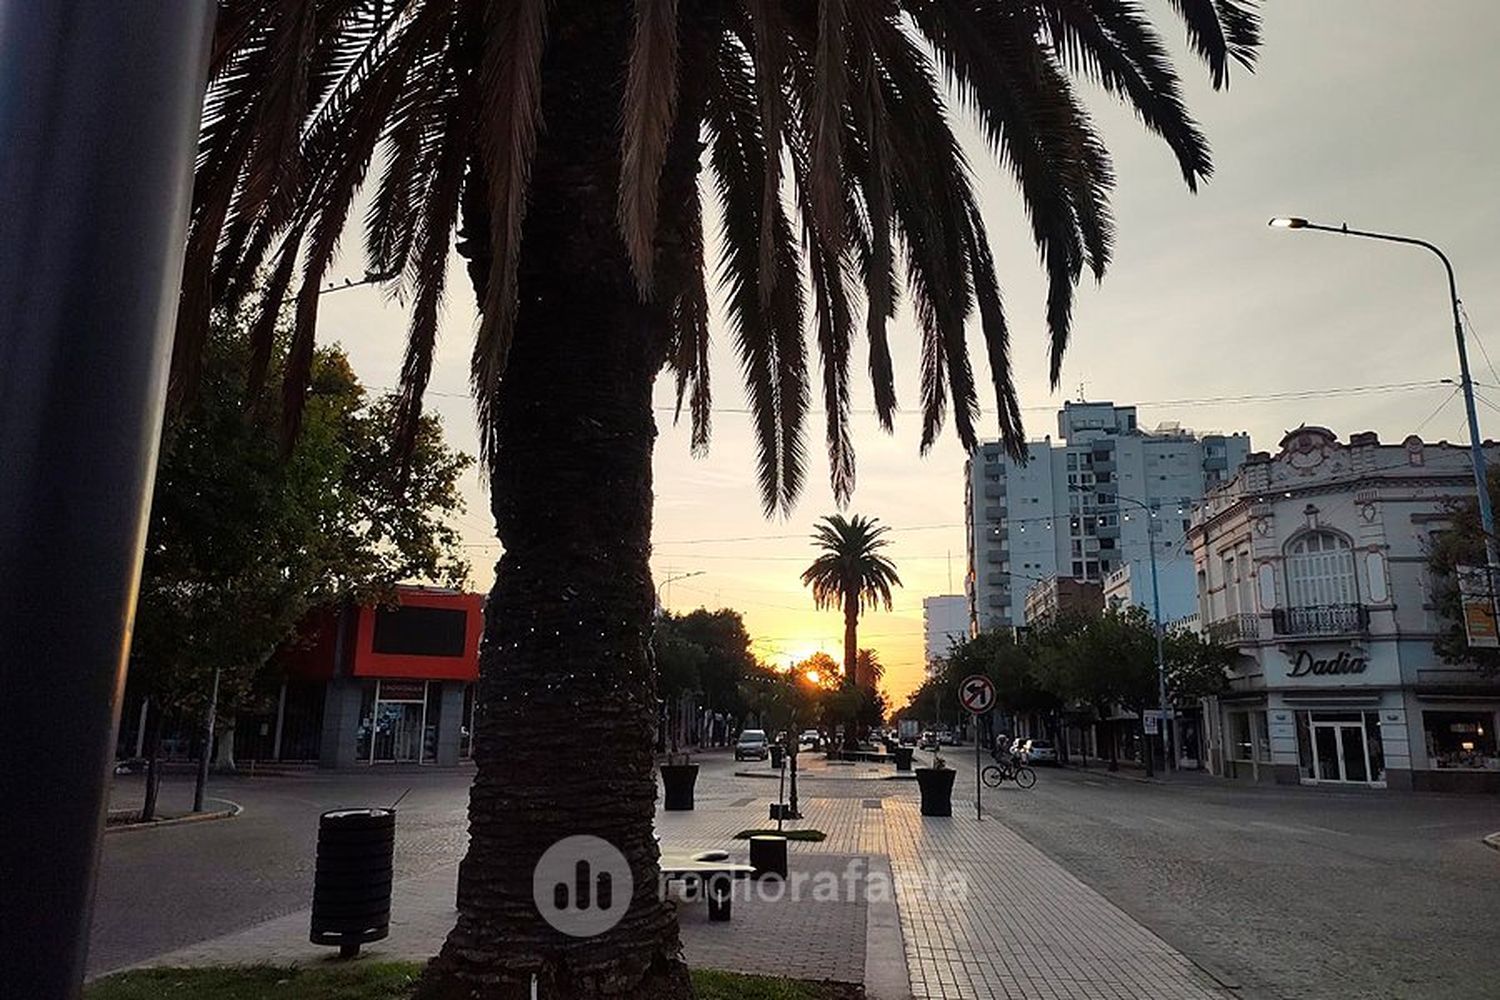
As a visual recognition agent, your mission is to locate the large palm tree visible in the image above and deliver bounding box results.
[801,515,901,709]
[183,2,1259,995]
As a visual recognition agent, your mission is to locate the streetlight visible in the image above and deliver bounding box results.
[1267,217,1500,579]
[655,569,705,610]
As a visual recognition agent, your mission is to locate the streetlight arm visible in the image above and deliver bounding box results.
[1296,222,1458,306]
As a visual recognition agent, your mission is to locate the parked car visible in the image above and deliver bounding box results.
[919,730,939,750]
[938,730,956,746]
[800,729,821,749]
[1022,738,1058,765]
[735,729,769,761]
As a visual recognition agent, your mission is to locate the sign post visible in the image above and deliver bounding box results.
[959,674,997,821]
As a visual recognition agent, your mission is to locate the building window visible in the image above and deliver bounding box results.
[1286,531,1357,607]
[1423,711,1498,769]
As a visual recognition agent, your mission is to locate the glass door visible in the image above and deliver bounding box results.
[1311,722,1370,783]
[1338,724,1369,782]
[371,680,428,763]
[1313,725,1342,781]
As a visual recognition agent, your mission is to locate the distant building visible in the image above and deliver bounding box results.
[922,595,970,674]
[1102,560,1199,626]
[1189,427,1500,792]
[1023,576,1103,625]
[966,400,1249,632]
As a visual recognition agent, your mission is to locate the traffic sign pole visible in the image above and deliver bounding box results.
[958,674,996,822]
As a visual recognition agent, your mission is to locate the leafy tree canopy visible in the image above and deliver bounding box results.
[130,314,471,717]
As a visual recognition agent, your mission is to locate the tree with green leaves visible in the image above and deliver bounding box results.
[655,607,758,747]
[130,318,469,817]
[187,2,1259,992]
[1427,466,1500,677]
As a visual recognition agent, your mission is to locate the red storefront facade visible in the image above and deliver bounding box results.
[251,587,484,767]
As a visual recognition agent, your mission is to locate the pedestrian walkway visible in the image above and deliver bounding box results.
[110,762,1231,1000]
[885,792,1229,1000]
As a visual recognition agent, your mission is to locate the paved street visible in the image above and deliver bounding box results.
[988,763,1500,1000]
[90,754,1500,999]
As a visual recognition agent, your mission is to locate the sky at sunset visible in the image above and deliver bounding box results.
[312,1,1500,708]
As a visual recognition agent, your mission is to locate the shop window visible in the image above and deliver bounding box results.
[424,681,443,762]
[461,683,476,758]
[354,680,377,762]
[1423,711,1499,770]
[1228,712,1254,762]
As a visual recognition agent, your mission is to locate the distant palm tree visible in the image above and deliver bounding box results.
[802,515,902,692]
[183,2,1258,995]
[857,648,886,689]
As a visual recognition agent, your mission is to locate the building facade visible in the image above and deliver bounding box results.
[1190,427,1500,792]
[922,595,970,674]
[966,401,1249,632]
[1102,560,1200,627]
[1023,576,1103,625]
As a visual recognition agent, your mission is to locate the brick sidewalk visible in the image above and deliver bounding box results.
[886,791,1229,1000]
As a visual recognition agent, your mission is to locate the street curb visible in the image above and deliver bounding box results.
[105,798,242,834]
[1062,763,1159,784]
[1484,832,1500,853]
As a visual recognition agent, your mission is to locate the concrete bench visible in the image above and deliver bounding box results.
[660,852,755,921]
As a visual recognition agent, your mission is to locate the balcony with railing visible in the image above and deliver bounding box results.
[1206,613,1260,644]
[1272,604,1369,637]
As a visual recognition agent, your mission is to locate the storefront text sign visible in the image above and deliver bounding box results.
[1287,649,1368,677]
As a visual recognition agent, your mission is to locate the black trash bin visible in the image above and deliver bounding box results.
[310,808,395,958]
[769,744,785,769]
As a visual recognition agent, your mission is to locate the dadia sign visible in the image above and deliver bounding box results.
[1287,649,1368,678]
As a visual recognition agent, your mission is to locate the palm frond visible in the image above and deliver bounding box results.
[1168,0,1261,89]
[472,0,548,466]
[808,0,847,249]
[619,0,682,295]
[706,29,806,516]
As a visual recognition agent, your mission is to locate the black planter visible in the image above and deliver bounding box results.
[310,808,395,958]
[915,768,956,817]
[769,745,785,769]
[893,746,914,772]
[660,763,699,811]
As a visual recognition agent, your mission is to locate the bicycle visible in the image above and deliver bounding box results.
[981,759,1036,789]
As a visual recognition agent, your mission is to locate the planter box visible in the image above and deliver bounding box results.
[892,746,914,772]
[914,767,955,817]
[660,763,699,811]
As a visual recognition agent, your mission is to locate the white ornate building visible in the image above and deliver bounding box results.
[1189,427,1500,792]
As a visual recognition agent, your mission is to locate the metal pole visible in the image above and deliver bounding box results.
[975,717,982,821]
[0,4,215,996]
[1147,503,1171,774]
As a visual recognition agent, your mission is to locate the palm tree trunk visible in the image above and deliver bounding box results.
[843,595,859,747]
[417,7,698,998]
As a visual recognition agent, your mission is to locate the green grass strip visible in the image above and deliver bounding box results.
[86,964,847,1000]
[731,828,827,842]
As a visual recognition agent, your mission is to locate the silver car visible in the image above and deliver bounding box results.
[735,729,769,761]
[1022,738,1058,765]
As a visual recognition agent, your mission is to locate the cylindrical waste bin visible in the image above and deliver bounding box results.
[769,744,785,769]
[310,808,395,958]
